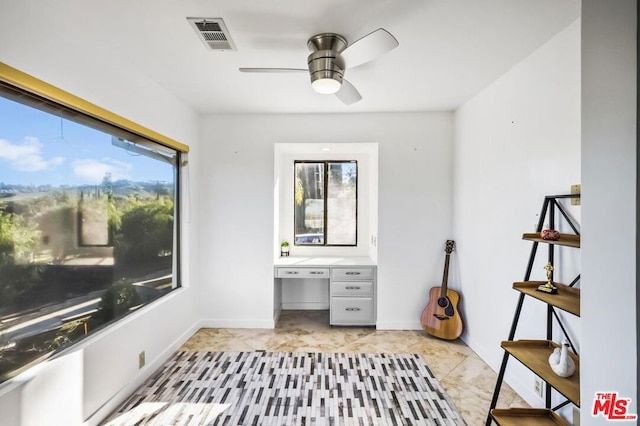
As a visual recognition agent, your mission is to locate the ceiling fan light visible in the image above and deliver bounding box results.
[312,77,342,94]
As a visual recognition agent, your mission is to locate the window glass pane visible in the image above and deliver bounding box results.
[0,93,178,383]
[326,162,357,245]
[294,162,324,245]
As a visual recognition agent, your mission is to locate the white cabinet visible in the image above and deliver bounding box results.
[330,266,376,326]
[330,297,375,325]
[274,259,377,326]
[331,267,375,281]
[276,267,330,279]
[330,281,374,296]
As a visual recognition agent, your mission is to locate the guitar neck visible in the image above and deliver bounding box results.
[440,253,451,298]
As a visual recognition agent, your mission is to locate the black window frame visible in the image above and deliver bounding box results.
[293,160,358,247]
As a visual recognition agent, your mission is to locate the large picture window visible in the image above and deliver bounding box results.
[294,161,357,246]
[0,82,181,384]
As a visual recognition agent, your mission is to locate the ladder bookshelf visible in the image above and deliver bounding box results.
[486,194,580,425]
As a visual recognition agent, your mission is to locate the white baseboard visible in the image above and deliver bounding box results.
[375,320,423,330]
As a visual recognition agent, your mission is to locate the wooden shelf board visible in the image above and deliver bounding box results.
[522,233,580,248]
[501,340,580,407]
[513,282,580,317]
[491,408,570,425]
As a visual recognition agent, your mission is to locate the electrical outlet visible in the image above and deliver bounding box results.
[534,376,544,398]
[138,351,146,369]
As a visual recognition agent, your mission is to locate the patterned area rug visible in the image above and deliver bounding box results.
[104,351,466,426]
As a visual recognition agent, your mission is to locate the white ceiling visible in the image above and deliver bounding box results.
[2,0,580,114]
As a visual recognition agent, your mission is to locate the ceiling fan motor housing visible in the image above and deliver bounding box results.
[308,50,345,82]
[307,33,347,92]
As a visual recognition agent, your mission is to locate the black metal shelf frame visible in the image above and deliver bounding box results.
[485,194,581,425]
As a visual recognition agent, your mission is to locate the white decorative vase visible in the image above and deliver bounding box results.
[548,339,575,378]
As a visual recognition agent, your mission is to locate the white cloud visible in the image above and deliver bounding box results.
[72,158,133,183]
[0,137,65,171]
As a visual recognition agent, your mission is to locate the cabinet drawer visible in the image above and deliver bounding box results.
[276,267,330,279]
[330,297,375,325]
[331,267,375,280]
[331,281,374,297]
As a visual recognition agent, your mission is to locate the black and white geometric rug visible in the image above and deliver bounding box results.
[103,351,466,425]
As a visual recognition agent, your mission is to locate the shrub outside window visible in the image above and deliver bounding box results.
[0,87,181,384]
[294,161,357,246]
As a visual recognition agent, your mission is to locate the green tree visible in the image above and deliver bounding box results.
[0,210,42,314]
[114,197,174,262]
[0,210,39,264]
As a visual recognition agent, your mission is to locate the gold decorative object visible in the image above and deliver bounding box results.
[537,262,558,294]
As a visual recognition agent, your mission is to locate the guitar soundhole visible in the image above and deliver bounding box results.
[437,297,449,308]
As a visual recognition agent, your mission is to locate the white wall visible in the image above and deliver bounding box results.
[198,112,453,330]
[453,19,581,410]
[0,17,202,426]
[581,1,637,424]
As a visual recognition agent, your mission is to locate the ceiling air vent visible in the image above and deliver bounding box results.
[187,17,237,51]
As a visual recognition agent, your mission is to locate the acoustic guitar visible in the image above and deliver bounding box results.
[420,240,464,340]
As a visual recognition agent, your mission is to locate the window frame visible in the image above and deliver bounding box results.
[293,160,358,247]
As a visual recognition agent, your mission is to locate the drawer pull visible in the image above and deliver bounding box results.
[345,286,361,290]
[345,307,361,312]
[345,272,361,275]
[284,271,299,275]
[309,271,324,275]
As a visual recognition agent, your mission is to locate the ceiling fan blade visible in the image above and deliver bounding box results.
[239,68,307,73]
[341,28,399,69]
[335,79,362,105]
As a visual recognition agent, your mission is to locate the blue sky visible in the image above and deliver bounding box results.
[0,96,174,187]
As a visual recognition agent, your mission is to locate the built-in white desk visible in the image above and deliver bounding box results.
[274,257,377,326]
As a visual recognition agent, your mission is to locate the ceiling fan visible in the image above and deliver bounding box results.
[239,28,399,105]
